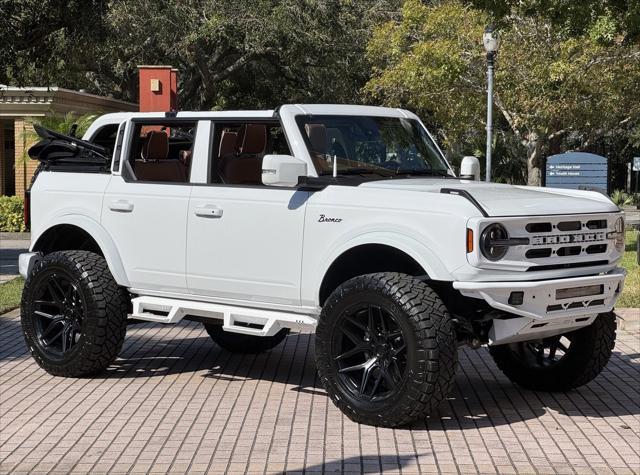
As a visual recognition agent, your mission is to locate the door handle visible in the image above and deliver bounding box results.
[109,200,134,212]
[194,205,224,218]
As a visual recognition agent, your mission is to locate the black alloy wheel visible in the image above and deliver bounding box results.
[332,303,407,401]
[315,272,457,427]
[489,312,617,391]
[31,269,85,358]
[508,334,572,369]
[21,251,129,377]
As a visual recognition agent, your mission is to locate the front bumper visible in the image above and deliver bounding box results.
[453,268,626,344]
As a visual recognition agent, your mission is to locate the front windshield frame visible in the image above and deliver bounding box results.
[295,114,453,178]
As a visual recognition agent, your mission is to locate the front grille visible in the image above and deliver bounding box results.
[475,213,624,272]
[471,212,622,272]
[521,216,611,264]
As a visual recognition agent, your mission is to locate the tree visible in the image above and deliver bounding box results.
[2,0,399,110]
[104,0,400,109]
[0,0,108,88]
[365,0,640,185]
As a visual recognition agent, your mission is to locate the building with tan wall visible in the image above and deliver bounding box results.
[0,87,136,198]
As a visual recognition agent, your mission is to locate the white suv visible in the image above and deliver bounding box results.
[19,105,626,427]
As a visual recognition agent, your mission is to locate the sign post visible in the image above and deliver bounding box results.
[634,158,640,265]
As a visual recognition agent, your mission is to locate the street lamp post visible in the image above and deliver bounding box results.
[483,25,500,182]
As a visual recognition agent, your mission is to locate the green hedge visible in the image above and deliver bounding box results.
[0,196,26,232]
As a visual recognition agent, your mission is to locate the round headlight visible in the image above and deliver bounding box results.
[480,223,509,261]
[614,217,625,252]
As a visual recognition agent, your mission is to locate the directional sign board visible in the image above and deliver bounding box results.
[545,152,608,194]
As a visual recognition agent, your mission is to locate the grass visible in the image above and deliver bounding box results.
[618,229,639,308]
[0,233,638,315]
[0,277,24,314]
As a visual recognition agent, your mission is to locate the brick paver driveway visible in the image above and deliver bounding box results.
[1,309,639,475]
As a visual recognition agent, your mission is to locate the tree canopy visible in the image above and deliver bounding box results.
[1,0,399,110]
[365,0,640,185]
[2,0,638,185]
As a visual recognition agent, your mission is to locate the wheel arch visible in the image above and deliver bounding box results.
[316,234,450,306]
[31,216,130,287]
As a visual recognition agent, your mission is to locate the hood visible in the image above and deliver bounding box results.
[358,178,619,217]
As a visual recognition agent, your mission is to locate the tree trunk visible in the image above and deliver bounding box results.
[525,132,544,186]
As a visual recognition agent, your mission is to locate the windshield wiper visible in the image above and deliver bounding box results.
[319,168,451,178]
[343,168,397,176]
[320,168,395,177]
[395,169,451,177]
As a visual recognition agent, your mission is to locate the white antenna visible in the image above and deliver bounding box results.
[332,138,337,178]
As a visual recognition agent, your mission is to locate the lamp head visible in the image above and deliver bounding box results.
[483,25,500,54]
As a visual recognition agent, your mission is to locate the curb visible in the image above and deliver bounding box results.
[0,232,30,240]
[0,308,20,317]
[616,308,640,332]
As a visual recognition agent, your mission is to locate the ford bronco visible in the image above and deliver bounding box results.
[20,105,626,427]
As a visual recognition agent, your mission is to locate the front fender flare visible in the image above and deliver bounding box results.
[31,214,131,287]
[307,231,452,306]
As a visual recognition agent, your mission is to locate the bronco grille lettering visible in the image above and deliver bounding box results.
[530,232,605,245]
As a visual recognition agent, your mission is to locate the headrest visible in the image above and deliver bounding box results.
[141,130,169,161]
[305,124,327,154]
[236,124,267,155]
[218,130,237,157]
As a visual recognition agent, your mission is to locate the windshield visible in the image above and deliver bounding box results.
[296,115,451,177]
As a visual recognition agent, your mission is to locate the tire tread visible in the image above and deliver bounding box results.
[489,312,617,391]
[21,251,128,377]
[315,272,457,427]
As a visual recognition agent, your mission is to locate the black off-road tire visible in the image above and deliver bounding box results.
[489,312,617,391]
[204,324,289,353]
[21,251,129,377]
[315,272,457,428]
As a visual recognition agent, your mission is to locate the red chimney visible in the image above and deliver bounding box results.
[138,65,178,112]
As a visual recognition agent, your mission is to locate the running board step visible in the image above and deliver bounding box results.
[130,296,317,337]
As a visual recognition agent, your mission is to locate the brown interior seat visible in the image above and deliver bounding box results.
[218,130,238,157]
[134,161,187,182]
[134,130,189,182]
[141,130,168,161]
[236,124,267,156]
[215,130,238,182]
[218,124,267,185]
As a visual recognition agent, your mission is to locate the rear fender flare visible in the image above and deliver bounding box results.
[31,215,130,287]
